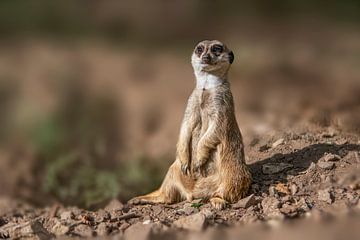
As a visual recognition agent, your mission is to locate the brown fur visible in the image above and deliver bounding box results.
[129,40,252,209]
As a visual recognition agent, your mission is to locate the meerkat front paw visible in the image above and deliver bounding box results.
[193,160,207,177]
[181,162,191,175]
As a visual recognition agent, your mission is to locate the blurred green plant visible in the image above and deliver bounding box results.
[0,77,18,143]
[118,154,167,201]
[43,152,120,207]
[29,74,166,207]
[191,202,204,209]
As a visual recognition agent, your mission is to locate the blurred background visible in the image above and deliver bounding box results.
[0,0,359,208]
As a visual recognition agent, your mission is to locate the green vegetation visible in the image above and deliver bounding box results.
[27,74,165,207]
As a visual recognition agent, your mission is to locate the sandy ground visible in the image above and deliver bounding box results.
[0,126,359,239]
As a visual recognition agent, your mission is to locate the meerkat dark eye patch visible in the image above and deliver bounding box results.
[195,45,204,55]
[211,44,223,53]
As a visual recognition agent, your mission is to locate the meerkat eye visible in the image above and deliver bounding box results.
[195,45,204,55]
[211,44,223,53]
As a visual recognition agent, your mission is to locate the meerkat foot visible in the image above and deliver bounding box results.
[210,197,227,210]
[128,190,168,205]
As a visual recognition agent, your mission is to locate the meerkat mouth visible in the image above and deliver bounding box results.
[200,61,216,66]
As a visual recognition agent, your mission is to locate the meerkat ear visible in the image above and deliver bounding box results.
[229,51,234,64]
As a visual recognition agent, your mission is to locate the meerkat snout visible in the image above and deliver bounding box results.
[191,40,234,77]
[201,53,212,64]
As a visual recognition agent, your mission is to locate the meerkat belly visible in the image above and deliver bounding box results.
[191,90,219,172]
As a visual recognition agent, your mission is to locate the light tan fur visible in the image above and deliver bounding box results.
[129,40,252,209]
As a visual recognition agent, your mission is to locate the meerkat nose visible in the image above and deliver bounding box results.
[201,54,211,64]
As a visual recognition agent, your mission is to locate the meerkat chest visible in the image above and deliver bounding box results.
[199,89,211,108]
[198,89,217,121]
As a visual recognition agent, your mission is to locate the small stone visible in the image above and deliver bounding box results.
[269,186,276,197]
[181,204,196,215]
[346,193,358,204]
[274,183,290,195]
[191,198,203,204]
[49,218,70,236]
[96,222,109,236]
[142,220,151,225]
[280,203,298,217]
[173,213,206,231]
[306,162,316,173]
[151,205,163,215]
[200,209,214,219]
[317,161,335,170]
[290,184,298,195]
[323,153,341,162]
[94,209,110,223]
[298,197,310,212]
[262,163,293,174]
[318,189,333,204]
[261,197,284,220]
[124,222,154,240]
[119,222,130,232]
[272,138,284,148]
[105,199,124,212]
[232,194,257,209]
[322,129,336,138]
[73,224,94,238]
[60,211,74,221]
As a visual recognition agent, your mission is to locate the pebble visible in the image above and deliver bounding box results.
[94,209,110,223]
[232,194,257,209]
[306,162,317,173]
[261,197,284,220]
[323,153,341,162]
[173,213,206,231]
[272,138,284,148]
[96,222,109,236]
[119,222,130,232]
[48,218,70,236]
[60,211,74,221]
[73,224,94,238]
[318,189,333,204]
[317,161,335,170]
[151,205,163,215]
[290,184,298,195]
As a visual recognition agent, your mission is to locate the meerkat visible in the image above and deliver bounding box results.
[129,40,251,209]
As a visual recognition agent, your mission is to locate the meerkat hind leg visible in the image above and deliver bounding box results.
[129,189,170,205]
[210,197,227,210]
[129,161,187,205]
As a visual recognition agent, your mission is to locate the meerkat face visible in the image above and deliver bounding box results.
[191,40,234,76]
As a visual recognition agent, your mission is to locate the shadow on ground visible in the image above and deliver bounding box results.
[249,143,360,195]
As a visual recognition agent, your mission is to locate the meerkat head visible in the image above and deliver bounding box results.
[191,40,234,79]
